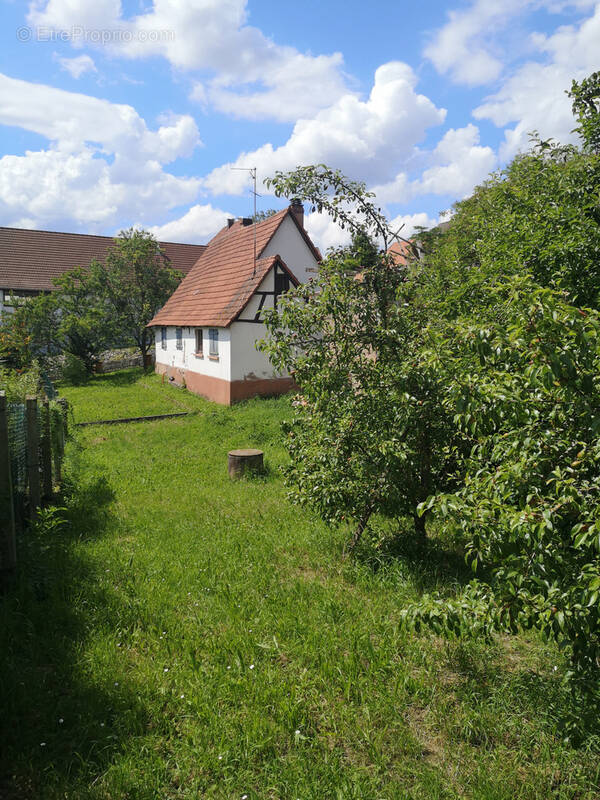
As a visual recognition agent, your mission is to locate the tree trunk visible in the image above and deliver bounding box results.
[413,511,427,542]
[344,508,372,557]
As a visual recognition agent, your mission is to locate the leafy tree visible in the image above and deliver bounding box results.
[101,229,183,364]
[261,168,459,549]
[404,281,600,715]
[421,136,600,314]
[2,265,111,372]
[3,229,182,372]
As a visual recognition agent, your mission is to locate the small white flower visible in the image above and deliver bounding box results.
[218,755,222,760]
[114,682,119,686]
[59,718,64,724]
[249,664,255,670]
[227,665,231,670]
[553,665,558,671]
[164,668,169,673]
[242,795,248,799]
[295,729,300,735]
[40,742,46,747]
[100,723,105,727]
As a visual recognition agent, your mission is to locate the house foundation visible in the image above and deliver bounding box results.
[155,363,295,405]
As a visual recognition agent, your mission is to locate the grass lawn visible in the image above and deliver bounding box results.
[57,367,210,423]
[1,371,599,798]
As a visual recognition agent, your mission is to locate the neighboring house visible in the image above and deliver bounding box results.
[0,226,206,314]
[148,201,321,405]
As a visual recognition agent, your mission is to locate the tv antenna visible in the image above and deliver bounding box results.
[230,166,259,276]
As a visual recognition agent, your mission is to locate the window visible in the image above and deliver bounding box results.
[161,327,167,350]
[209,328,219,358]
[195,328,203,356]
[274,271,291,295]
[176,327,183,350]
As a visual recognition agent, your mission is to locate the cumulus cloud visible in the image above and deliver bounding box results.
[56,53,97,79]
[0,73,201,231]
[424,0,524,86]
[203,63,446,196]
[148,203,230,243]
[474,2,600,157]
[28,0,349,122]
[424,0,596,87]
[413,124,496,196]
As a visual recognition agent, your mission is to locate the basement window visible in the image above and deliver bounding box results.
[209,328,219,359]
[176,327,183,350]
[195,328,203,357]
[161,327,167,350]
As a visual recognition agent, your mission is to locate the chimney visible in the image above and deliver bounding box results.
[290,198,304,228]
[227,218,235,228]
[241,217,253,227]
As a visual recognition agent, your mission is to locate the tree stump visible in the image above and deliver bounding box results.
[228,449,264,479]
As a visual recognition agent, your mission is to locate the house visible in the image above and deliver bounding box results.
[148,201,321,405]
[0,226,206,314]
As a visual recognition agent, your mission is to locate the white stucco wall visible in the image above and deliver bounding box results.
[261,215,319,283]
[229,321,276,382]
[155,325,231,381]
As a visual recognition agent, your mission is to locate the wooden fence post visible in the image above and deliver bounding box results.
[53,409,63,487]
[58,398,68,440]
[0,392,17,571]
[42,398,53,500]
[26,396,41,520]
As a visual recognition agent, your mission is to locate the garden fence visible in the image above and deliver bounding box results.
[0,392,69,572]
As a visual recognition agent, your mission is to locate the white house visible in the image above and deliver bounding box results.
[148,201,320,404]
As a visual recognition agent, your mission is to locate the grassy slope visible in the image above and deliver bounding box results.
[1,371,599,799]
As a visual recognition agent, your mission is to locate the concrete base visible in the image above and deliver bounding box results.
[155,363,295,405]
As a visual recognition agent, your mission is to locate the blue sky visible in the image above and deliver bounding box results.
[0,0,598,250]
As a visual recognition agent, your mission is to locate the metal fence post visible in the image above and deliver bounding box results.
[26,396,41,520]
[41,398,53,500]
[0,392,17,571]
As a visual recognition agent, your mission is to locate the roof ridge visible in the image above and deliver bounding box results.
[0,225,207,249]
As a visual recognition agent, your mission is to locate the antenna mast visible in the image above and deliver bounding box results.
[230,166,258,276]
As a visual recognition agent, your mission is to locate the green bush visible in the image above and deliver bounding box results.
[62,353,89,386]
[0,362,41,402]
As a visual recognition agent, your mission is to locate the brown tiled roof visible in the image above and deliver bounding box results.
[0,226,206,292]
[387,240,414,266]
[149,207,316,328]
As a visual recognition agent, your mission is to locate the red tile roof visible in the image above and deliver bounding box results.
[387,239,414,266]
[149,207,317,328]
[0,226,206,292]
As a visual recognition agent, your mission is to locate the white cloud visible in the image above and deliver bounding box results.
[368,124,495,207]
[0,73,201,231]
[424,0,597,87]
[414,124,496,196]
[474,3,600,157]
[424,0,524,86]
[203,62,446,196]
[304,211,351,252]
[148,203,230,243]
[388,212,439,238]
[28,0,350,122]
[56,53,97,79]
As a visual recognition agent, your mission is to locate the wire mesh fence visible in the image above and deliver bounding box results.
[1,392,69,571]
